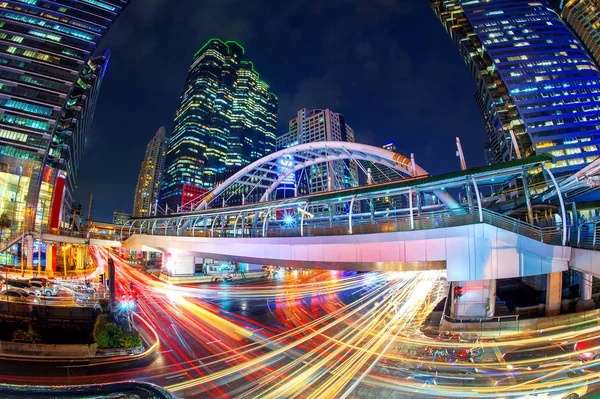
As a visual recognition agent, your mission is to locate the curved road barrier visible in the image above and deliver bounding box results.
[0,381,177,398]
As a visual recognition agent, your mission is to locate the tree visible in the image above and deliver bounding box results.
[0,212,11,246]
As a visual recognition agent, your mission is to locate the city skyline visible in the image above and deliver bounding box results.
[74,0,487,222]
[2,2,600,398]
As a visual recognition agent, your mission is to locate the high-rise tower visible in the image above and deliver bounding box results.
[562,1,600,67]
[159,39,277,211]
[0,0,131,232]
[133,127,167,217]
[430,0,600,173]
[276,108,358,213]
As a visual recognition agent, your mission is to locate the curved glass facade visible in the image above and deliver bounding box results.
[0,0,131,232]
[431,0,600,173]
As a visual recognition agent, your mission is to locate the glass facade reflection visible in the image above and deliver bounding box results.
[431,0,600,173]
[0,0,131,233]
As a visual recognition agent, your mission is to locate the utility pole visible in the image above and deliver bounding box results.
[86,192,93,230]
[455,137,468,171]
[456,137,473,210]
[107,257,116,312]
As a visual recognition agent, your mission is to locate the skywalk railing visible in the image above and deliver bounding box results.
[569,221,600,250]
[92,207,598,252]
[125,207,580,247]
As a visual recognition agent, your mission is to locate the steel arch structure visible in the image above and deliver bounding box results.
[198,141,462,210]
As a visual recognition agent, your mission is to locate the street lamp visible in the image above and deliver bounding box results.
[21,206,32,277]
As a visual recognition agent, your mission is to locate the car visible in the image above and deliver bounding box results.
[574,337,600,361]
[0,289,40,304]
[75,285,95,293]
[501,344,571,370]
[29,282,57,296]
[29,277,52,286]
[4,280,38,296]
[494,368,587,399]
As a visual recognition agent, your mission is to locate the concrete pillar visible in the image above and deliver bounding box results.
[545,272,563,317]
[449,281,456,318]
[26,236,33,270]
[576,272,595,312]
[76,246,85,270]
[165,252,194,277]
[45,244,54,275]
[450,280,495,319]
[486,279,496,318]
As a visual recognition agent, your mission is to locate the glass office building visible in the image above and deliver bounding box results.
[431,0,600,173]
[133,126,167,217]
[0,0,131,233]
[561,0,600,67]
[160,39,277,211]
[275,108,358,214]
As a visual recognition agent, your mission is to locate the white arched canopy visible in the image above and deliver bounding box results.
[197,141,462,211]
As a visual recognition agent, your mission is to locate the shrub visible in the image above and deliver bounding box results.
[12,326,41,342]
[93,314,123,348]
[120,331,142,348]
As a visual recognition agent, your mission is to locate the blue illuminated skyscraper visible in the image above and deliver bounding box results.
[0,0,131,231]
[431,0,600,173]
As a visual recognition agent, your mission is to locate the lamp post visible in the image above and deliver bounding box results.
[37,202,46,274]
[20,207,28,277]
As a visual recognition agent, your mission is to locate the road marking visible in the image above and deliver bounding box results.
[164,374,186,380]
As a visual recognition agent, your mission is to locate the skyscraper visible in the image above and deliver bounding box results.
[431,0,600,173]
[276,109,358,211]
[133,126,167,217]
[0,0,131,232]
[562,1,600,67]
[160,39,277,211]
[367,143,409,212]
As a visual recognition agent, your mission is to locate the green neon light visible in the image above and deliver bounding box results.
[194,38,225,58]
[225,40,245,55]
[194,38,246,58]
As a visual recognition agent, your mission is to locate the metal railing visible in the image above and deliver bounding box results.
[443,313,520,323]
[570,221,600,250]
[128,207,578,247]
[38,206,600,252]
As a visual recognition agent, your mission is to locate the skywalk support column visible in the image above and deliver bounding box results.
[576,272,595,312]
[486,279,496,318]
[46,244,56,273]
[76,246,85,270]
[450,280,496,319]
[26,236,33,270]
[546,272,563,316]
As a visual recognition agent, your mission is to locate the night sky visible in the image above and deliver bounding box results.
[75,0,485,222]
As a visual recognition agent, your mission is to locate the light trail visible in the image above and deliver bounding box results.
[4,245,595,399]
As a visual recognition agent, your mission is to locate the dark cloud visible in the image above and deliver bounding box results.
[78,0,484,221]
